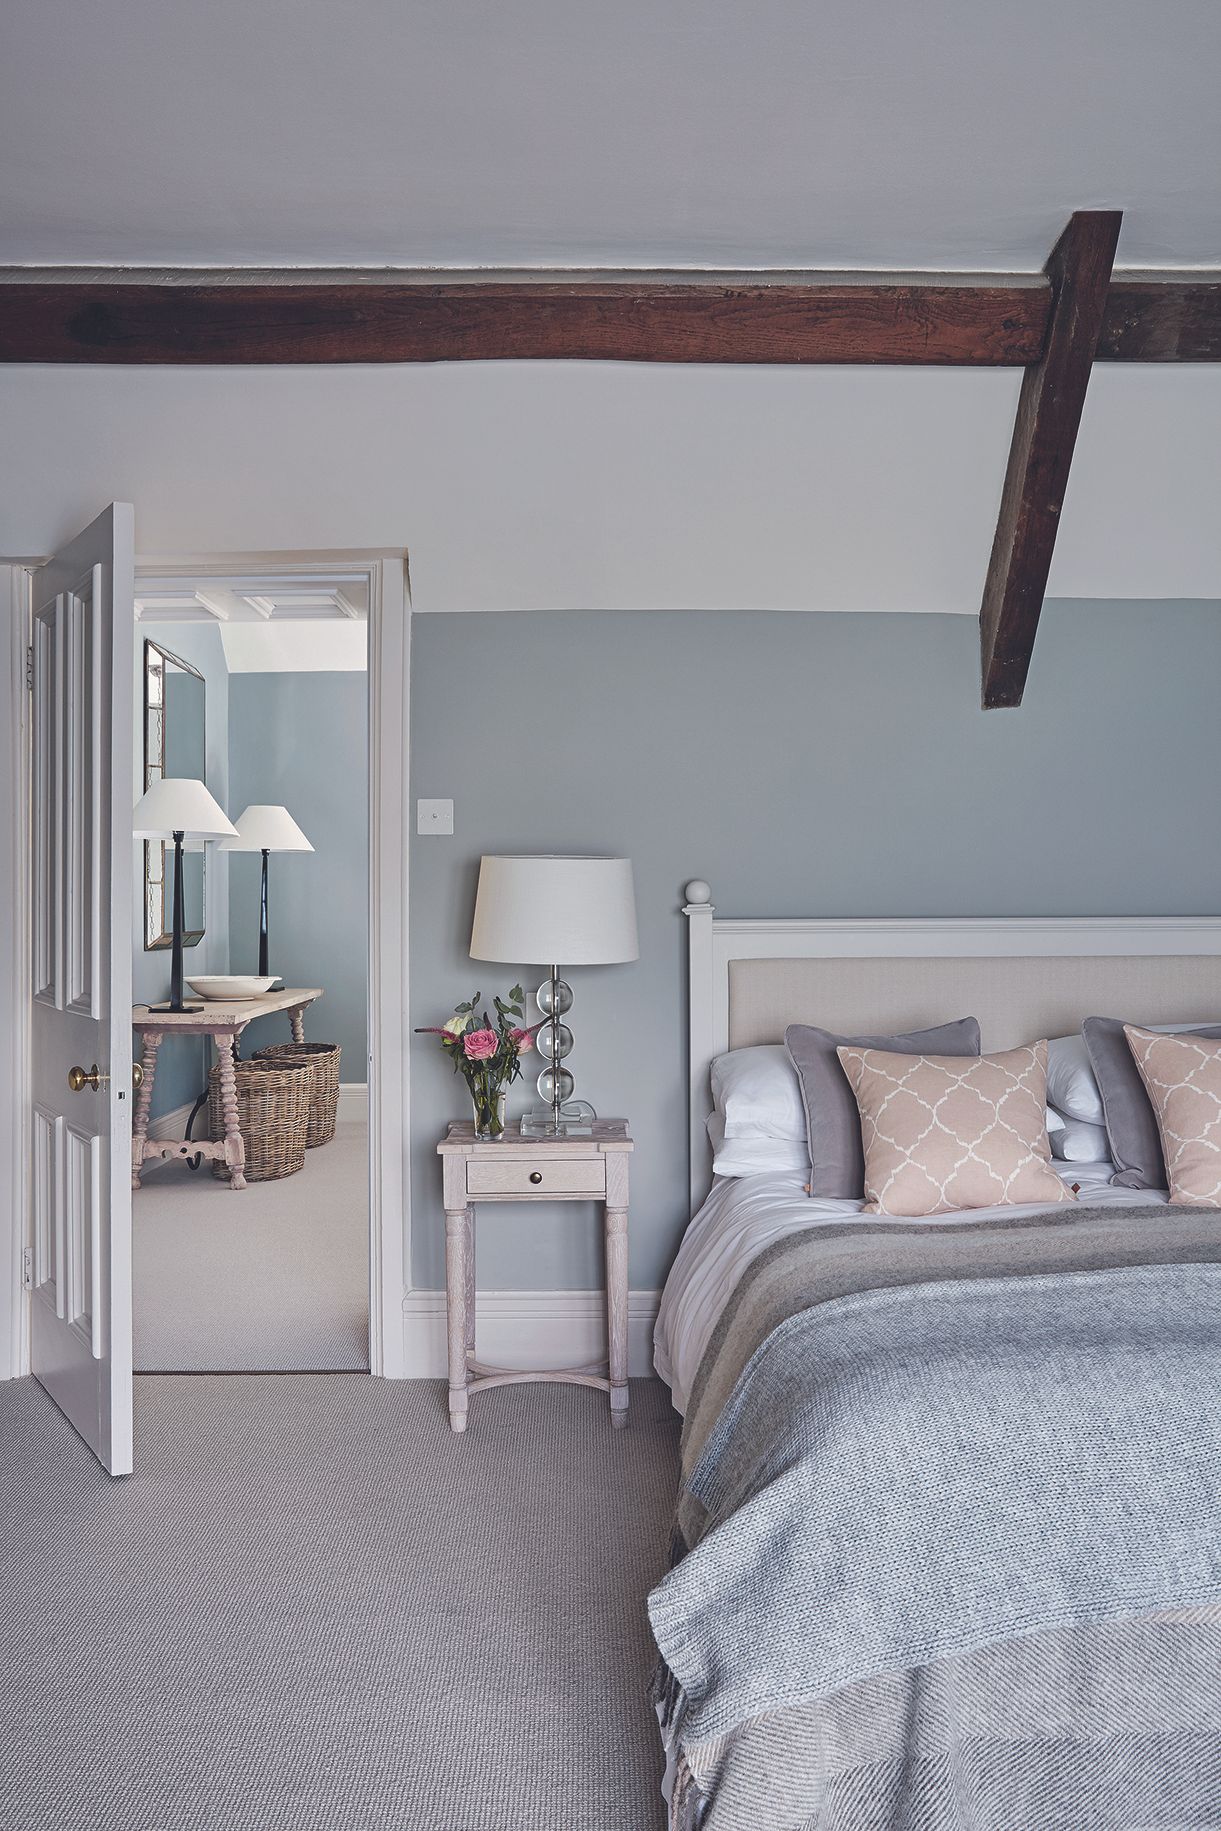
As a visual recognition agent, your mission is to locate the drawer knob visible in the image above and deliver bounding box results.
[529,1170,543,1185]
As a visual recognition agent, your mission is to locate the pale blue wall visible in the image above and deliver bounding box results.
[131,622,230,1121]
[227,672,369,1076]
[409,601,1221,1294]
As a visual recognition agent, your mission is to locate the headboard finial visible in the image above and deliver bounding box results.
[684,879,713,910]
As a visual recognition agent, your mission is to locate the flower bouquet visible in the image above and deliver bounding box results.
[416,987,535,1139]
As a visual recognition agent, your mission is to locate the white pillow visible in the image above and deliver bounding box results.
[707,1111,810,1178]
[1046,1034,1105,1125]
[1049,1113,1112,1164]
[1045,1104,1066,1136]
[1047,1024,1221,1129]
[710,1044,807,1141]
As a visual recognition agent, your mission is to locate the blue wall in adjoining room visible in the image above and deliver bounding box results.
[409,600,1221,1295]
[226,671,369,1078]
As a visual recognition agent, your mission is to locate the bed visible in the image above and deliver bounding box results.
[649,887,1221,1830]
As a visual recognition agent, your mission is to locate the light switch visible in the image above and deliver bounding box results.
[417,798,454,836]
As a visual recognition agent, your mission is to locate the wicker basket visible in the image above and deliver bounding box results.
[252,1042,342,1148]
[208,1057,312,1182]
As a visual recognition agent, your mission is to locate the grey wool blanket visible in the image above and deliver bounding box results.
[649,1204,1221,1830]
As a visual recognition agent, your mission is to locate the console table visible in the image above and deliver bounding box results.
[131,987,322,1191]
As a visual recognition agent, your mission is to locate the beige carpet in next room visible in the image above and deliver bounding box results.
[133,1120,369,1372]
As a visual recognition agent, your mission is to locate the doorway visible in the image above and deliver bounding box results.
[130,576,372,1371]
[1,530,409,1471]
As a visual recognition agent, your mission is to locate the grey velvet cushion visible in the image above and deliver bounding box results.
[1082,1016,1221,1188]
[784,1018,981,1199]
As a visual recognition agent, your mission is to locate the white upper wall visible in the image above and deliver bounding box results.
[1,363,1218,608]
[2,0,1219,268]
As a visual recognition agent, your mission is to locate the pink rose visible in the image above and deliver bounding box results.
[463,1029,498,1061]
[511,1027,534,1054]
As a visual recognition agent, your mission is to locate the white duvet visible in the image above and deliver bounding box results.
[654,1163,1170,1415]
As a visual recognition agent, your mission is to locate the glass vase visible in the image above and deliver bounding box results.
[470,1085,508,1141]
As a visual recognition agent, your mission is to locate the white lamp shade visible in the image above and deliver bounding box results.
[470,856,638,966]
[220,805,315,853]
[133,777,238,840]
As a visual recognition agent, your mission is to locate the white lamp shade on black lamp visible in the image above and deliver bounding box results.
[220,804,314,977]
[220,805,314,855]
[132,777,238,841]
[470,855,638,1135]
[132,778,237,1011]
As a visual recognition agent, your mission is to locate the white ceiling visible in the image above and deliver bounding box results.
[136,572,370,669]
[2,0,1219,269]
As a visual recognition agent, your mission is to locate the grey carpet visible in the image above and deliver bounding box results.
[0,1372,679,1831]
[134,1122,369,1372]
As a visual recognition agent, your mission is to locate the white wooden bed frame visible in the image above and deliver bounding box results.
[683,878,1221,1215]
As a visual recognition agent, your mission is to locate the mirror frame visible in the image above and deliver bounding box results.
[143,638,207,952]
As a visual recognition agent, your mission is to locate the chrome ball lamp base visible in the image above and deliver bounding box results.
[518,966,598,1137]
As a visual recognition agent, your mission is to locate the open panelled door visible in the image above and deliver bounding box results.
[29,505,134,1475]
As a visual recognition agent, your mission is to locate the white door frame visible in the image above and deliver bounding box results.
[1,563,32,1381]
[1,547,410,1383]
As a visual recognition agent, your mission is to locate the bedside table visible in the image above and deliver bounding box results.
[437,1119,633,1433]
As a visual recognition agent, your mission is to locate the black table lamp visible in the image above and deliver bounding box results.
[222,805,314,977]
[133,777,238,1012]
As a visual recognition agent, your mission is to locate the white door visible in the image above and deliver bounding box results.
[29,505,135,1475]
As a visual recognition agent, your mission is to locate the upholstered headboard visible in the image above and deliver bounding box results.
[682,879,1221,1214]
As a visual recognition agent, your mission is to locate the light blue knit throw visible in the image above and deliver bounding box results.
[649,1259,1221,1749]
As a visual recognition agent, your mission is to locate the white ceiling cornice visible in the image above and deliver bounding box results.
[135,570,369,625]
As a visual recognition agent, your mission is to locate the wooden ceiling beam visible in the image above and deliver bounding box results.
[0,267,1215,367]
[0,274,1052,365]
[1097,275,1221,360]
[979,211,1122,710]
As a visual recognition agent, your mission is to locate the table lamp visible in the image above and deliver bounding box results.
[470,855,638,1136]
[133,778,238,1012]
[221,805,314,977]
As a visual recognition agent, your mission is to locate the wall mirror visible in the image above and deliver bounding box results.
[143,639,207,950]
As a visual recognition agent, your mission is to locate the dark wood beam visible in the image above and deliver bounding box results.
[1097,275,1221,360]
[0,275,1050,365]
[979,211,1122,710]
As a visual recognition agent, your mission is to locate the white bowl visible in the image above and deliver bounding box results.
[185,975,278,1002]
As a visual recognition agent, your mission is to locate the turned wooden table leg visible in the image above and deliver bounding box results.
[445,1208,470,1431]
[215,1036,247,1190]
[131,1032,161,1190]
[464,1206,477,1357]
[287,1003,306,1044]
[605,1203,629,1428]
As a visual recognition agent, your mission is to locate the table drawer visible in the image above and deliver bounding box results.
[466,1158,607,1197]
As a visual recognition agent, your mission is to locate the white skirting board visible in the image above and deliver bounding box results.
[336,1082,368,1124]
[401,1287,662,1379]
[147,1101,197,1142]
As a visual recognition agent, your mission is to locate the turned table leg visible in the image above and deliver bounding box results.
[445,1208,470,1431]
[215,1036,247,1190]
[131,1032,161,1190]
[287,1003,306,1044]
[606,1203,629,1428]
[464,1206,477,1357]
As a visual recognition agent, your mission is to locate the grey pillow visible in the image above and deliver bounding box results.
[784,1018,981,1199]
[1082,1016,1221,1189]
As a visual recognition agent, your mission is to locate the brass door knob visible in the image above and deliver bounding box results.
[68,1064,105,1094]
[132,1063,145,1089]
[529,1170,543,1185]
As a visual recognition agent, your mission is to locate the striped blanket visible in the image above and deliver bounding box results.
[649,1204,1221,1830]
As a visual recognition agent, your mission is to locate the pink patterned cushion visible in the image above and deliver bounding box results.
[1123,1025,1221,1207]
[836,1039,1075,1218]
